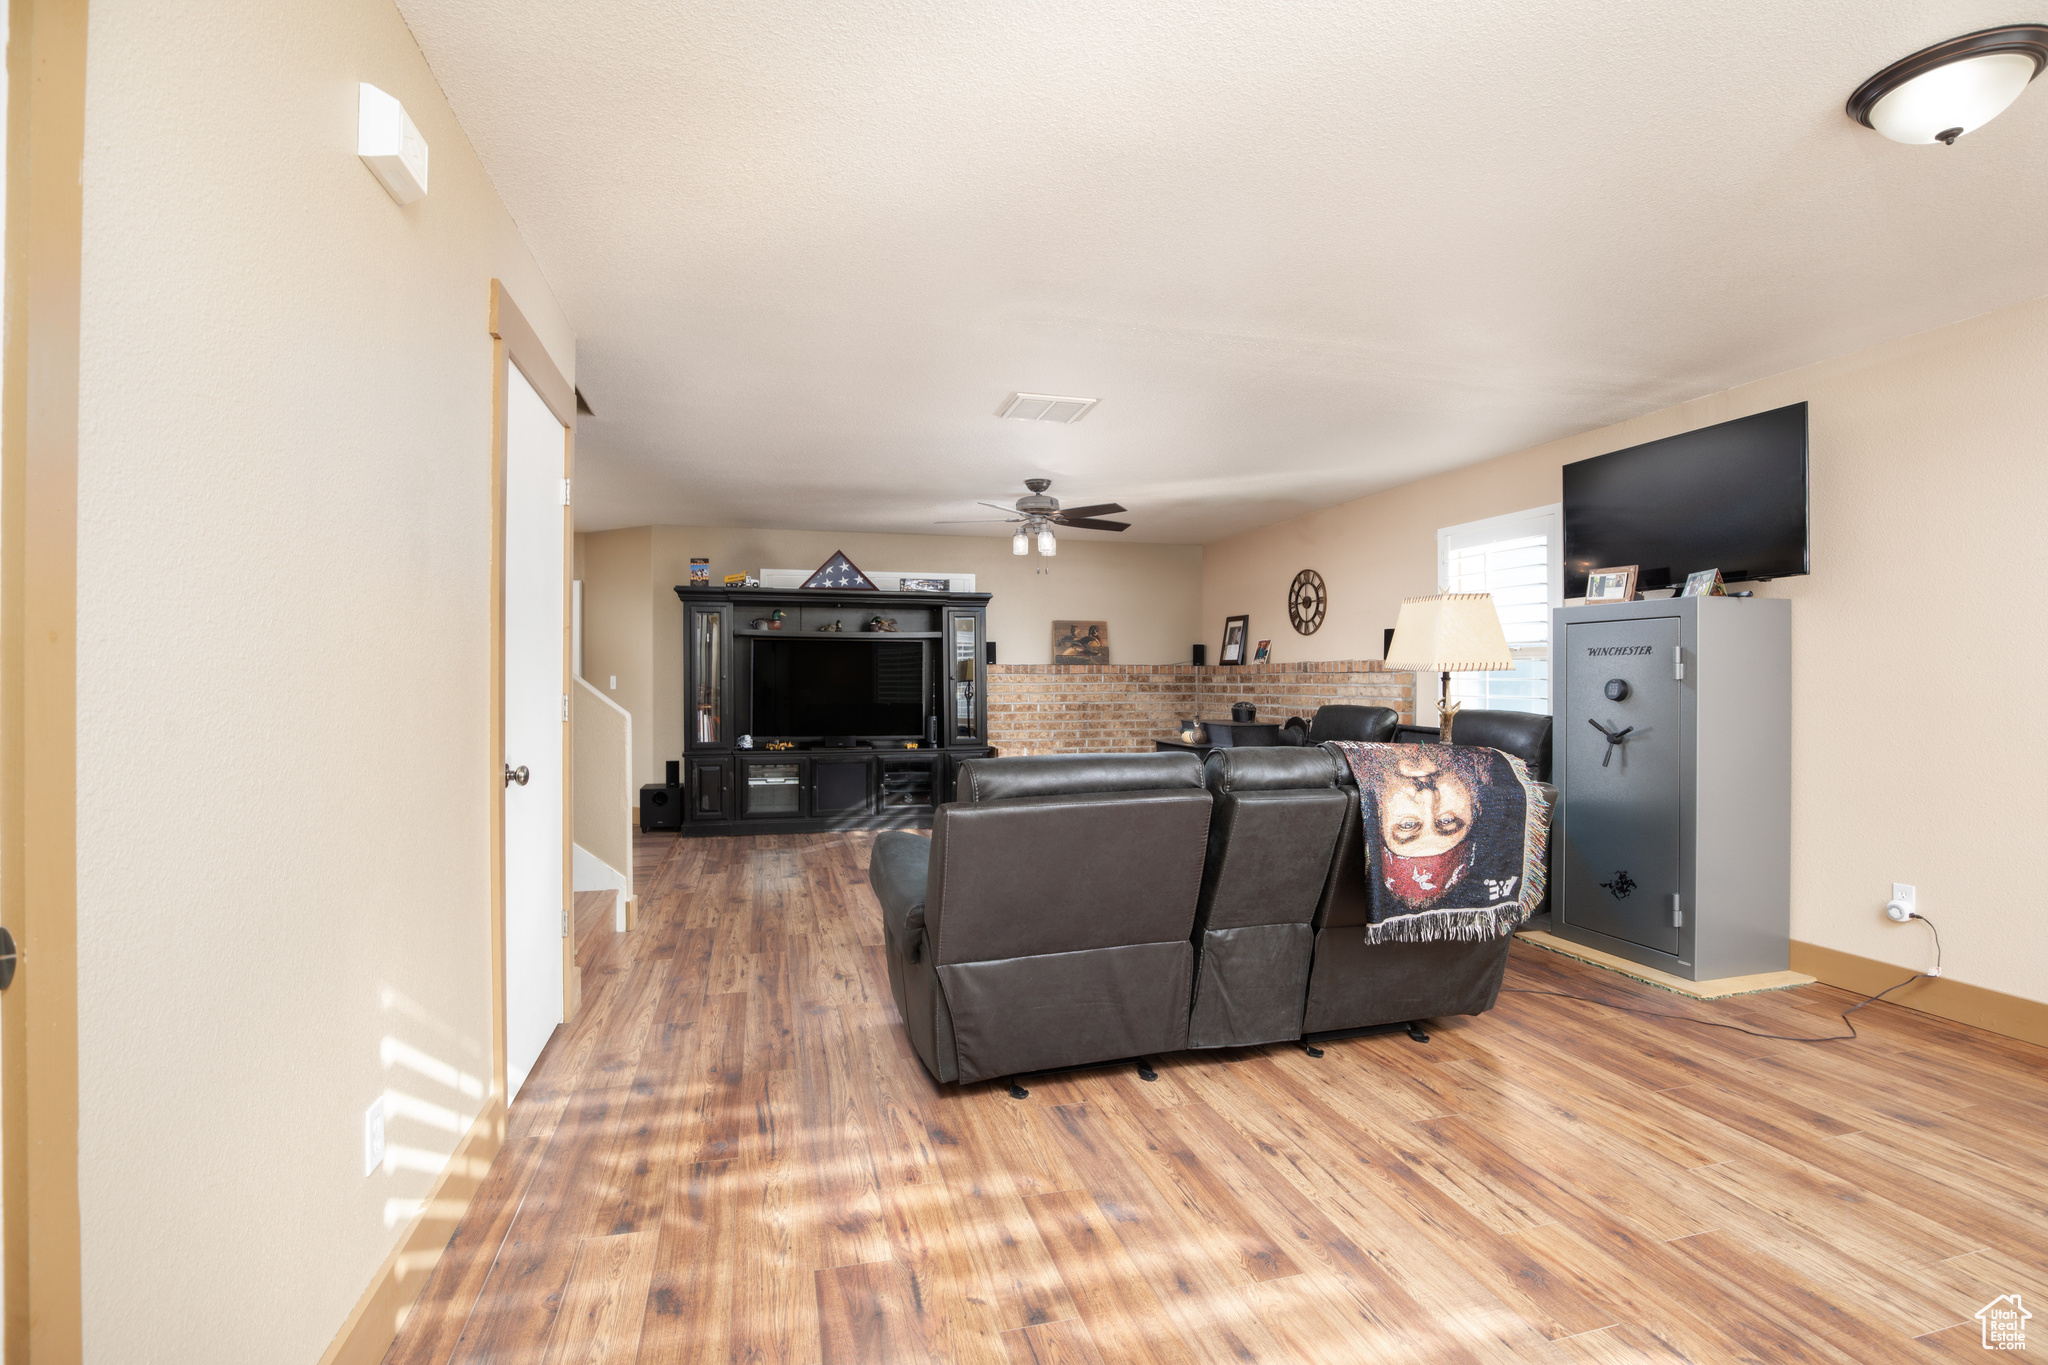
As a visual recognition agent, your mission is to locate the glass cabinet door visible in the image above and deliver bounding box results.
[688,605,727,748]
[946,610,984,745]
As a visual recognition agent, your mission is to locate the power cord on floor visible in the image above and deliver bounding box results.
[1505,914,1942,1043]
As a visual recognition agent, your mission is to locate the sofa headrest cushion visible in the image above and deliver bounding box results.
[1441,710,1553,776]
[1202,746,1342,793]
[960,751,1206,802]
[1305,704,1400,744]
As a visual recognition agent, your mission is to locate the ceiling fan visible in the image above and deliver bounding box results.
[935,478,1129,556]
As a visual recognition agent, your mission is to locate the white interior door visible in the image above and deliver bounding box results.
[503,363,567,1096]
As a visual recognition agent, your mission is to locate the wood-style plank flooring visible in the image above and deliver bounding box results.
[387,831,2048,1364]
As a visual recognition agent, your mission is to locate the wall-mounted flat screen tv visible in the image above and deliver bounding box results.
[751,638,927,738]
[1562,402,1809,597]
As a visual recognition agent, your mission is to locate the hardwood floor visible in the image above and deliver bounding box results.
[386,831,2048,1364]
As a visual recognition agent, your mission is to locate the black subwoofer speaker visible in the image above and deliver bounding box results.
[640,782,682,831]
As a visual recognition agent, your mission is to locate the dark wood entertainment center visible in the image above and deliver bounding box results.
[657,583,993,835]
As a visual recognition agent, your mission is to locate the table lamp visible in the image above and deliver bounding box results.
[1384,593,1512,744]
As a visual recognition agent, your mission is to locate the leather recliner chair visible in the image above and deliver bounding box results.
[1398,709,1553,782]
[870,752,1213,1085]
[1302,747,1556,1036]
[1188,748,1349,1048]
[1399,708,1555,919]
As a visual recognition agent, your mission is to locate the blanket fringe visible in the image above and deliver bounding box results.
[1363,905,1525,946]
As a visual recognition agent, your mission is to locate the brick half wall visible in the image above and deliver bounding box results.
[986,661,1415,756]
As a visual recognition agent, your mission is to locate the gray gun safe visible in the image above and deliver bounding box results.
[1552,596,1790,980]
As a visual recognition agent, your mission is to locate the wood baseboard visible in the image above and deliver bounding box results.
[1516,931,1813,1000]
[1790,940,2048,1048]
[318,1098,505,1365]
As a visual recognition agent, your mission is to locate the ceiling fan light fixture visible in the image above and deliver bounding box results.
[1012,528,1029,555]
[1038,526,1057,557]
[1848,25,2048,144]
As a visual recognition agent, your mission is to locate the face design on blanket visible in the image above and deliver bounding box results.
[1324,739,1543,941]
[1372,748,1493,909]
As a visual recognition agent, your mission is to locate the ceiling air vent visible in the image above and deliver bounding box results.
[995,392,1099,423]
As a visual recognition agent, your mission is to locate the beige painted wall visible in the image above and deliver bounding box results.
[74,2,572,1360]
[579,526,1202,789]
[1204,294,2048,1006]
[578,528,656,786]
[572,680,634,879]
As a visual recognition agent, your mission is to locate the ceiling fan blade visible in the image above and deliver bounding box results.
[934,518,1021,524]
[978,501,1023,514]
[1057,517,1130,532]
[1055,502,1126,519]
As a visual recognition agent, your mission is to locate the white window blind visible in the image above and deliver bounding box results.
[1436,505,1561,716]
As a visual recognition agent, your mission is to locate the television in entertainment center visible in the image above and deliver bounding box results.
[1562,402,1809,597]
[751,637,928,739]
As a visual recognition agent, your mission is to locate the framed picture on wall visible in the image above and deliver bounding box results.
[1220,615,1250,665]
[1252,639,1271,663]
[1052,620,1110,663]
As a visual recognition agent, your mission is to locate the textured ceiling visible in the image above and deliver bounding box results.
[395,0,2048,542]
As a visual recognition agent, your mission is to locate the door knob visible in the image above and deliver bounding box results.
[505,764,530,787]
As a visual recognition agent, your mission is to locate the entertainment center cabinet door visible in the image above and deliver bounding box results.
[688,756,732,822]
[944,608,985,745]
[810,757,875,820]
[686,602,729,749]
[740,757,805,819]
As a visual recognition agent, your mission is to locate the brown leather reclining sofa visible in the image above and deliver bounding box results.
[871,709,1554,1087]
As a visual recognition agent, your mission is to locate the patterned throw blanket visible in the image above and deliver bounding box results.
[1322,741,1551,944]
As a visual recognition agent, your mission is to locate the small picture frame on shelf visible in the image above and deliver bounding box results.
[1220,615,1250,665]
[1252,639,1271,664]
[899,577,950,592]
[1585,565,1639,604]
[1681,568,1727,597]
[689,557,711,587]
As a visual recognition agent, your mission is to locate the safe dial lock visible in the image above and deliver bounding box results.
[1604,678,1630,702]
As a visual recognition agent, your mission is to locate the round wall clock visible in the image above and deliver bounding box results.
[1288,569,1326,635]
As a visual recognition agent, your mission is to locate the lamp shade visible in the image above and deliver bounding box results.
[1384,593,1513,673]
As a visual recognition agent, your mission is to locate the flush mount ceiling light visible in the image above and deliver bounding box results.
[1847,25,2048,144]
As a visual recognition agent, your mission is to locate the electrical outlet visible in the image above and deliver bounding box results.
[364,1096,386,1177]
[1886,882,1917,922]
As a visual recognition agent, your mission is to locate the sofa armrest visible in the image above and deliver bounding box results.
[871,831,932,959]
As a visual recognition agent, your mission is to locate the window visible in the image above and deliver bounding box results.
[1437,505,1561,716]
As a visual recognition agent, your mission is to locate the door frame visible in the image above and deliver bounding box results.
[1,0,88,1358]
[487,279,577,1105]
